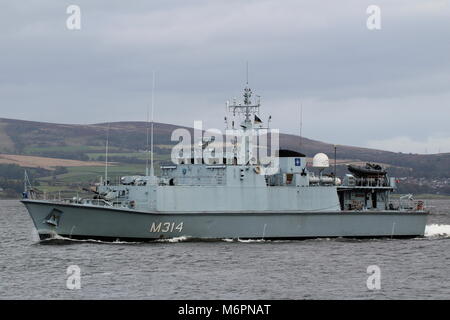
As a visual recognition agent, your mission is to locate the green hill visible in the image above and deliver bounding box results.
[0,117,448,197]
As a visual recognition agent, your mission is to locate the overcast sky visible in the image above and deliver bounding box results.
[1,0,449,154]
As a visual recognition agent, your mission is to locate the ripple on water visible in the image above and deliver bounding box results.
[1,199,449,299]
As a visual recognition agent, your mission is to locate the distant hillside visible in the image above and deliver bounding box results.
[0,117,449,197]
[279,134,450,179]
[0,117,449,180]
[0,118,450,177]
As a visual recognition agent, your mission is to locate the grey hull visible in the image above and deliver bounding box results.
[22,200,428,241]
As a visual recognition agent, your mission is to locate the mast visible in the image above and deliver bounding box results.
[243,61,251,125]
[227,86,262,163]
[105,123,110,185]
[24,170,28,194]
[299,102,303,151]
[150,71,155,178]
[334,144,337,185]
[246,61,249,86]
[23,170,32,196]
[145,97,150,176]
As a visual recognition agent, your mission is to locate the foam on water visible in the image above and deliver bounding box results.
[39,234,142,245]
[219,238,269,243]
[4,199,449,299]
[237,238,267,243]
[156,236,190,243]
[425,224,450,238]
[35,224,450,245]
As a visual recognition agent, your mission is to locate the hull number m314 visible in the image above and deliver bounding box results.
[150,222,183,233]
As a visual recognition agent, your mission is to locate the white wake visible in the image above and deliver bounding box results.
[424,224,450,238]
[39,234,142,244]
[155,236,190,243]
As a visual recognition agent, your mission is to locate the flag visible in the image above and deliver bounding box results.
[254,115,262,124]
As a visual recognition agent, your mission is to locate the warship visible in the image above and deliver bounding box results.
[21,85,428,241]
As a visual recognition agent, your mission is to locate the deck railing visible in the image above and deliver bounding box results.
[389,195,426,212]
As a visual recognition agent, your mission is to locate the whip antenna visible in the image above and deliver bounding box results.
[145,100,150,176]
[246,61,249,85]
[299,102,303,151]
[105,123,110,185]
[150,71,155,178]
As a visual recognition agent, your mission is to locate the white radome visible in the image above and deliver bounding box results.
[312,153,329,168]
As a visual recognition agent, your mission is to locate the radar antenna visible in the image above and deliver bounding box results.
[227,64,261,128]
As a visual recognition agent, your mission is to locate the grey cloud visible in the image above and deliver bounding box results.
[0,0,449,153]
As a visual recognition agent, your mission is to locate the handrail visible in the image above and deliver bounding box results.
[389,197,426,212]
